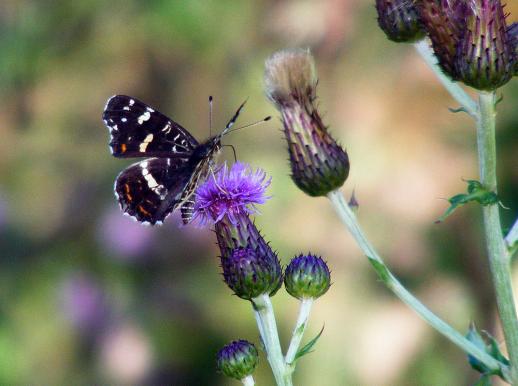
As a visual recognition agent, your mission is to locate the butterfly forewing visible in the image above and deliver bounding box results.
[103,95,244,225]
[103,95,199,158]
[115,157,194,224]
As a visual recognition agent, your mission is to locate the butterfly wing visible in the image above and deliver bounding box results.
[114,157,195,224]
[103,95,199,158]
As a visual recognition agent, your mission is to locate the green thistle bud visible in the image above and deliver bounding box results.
[375,0,426,43]
[264,49,350,197]
[454,0,516,90]
[217,340,259,380]
[222,247,282,300]
[284,254,331,300]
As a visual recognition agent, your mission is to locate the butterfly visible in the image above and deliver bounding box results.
[102,95,249,225]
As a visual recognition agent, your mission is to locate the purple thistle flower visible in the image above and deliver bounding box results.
[193,162,271,226]
[193,162,282,298]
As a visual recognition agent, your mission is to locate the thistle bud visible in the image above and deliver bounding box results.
[222,247,282,300]
[417,0,466,78]
[454,0,516,90]
[375,0,426,43]
[217,340,259,380]
[264,49,350,197]
[508,22,518,75]
[284,254,331,300]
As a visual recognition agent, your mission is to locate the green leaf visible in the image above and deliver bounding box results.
[436,180,499,223]
[367,257,390,284]
[465,323,508,379]
[487,336,509,366]
[293,325,325,363]
[466,323,490,373]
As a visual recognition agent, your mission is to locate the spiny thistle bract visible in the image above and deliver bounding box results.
[264,49,350,197]
[375,0,426,42]
[222,247,282,300]
[417,0,517,90]
[284,254,331,300]
[217,340,259,380]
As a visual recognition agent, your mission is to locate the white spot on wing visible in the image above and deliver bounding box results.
[121,117,127,122]
[129,99,135,106]
[162,122,172,134]
[123,106,130,111]
[138,111,151,124]
[146,107,155,113]
[139,134,154,152]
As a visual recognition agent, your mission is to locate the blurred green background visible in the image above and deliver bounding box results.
[0,1,517,385]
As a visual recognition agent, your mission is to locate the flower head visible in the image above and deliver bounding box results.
[193,162,270,226]
[454,0,516,90]
[264,49,350,197]
[222,247,282,300]
[418,0,517,90]
[510,23,518,75]
[217,340,259,380]
[417,0,467,78]
[284,254,331,299]
[375,0,426,43]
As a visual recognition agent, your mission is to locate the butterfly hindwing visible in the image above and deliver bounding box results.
[114,157,195,224]
[103,95,199,158]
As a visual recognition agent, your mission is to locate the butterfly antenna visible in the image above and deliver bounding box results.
[208,95,213,137]
[226,116,271,134]
[222,98,248,135]
[221,144,238,162]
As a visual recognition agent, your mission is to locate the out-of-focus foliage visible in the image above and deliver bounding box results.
[0,1,516,385]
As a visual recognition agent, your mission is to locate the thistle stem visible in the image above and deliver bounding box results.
[414,40,478,118]
[327,190,509,381]
[285,298,314,369]
[476,91,518,384]
[253,294,292,386]
[241,375,255,386]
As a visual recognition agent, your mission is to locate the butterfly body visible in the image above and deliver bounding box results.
[103,95,242,225]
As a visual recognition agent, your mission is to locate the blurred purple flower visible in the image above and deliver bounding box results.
[192,162,271,226]
[98,208,155,260]
[61,273,107,333]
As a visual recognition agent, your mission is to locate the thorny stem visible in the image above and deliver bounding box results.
[285,298,314,370]
[253,294,292,386]
[476,92,518,384]
[327,190,510,381]
[415,40,518,383]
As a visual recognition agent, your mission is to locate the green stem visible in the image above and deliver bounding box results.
[253,294,291,386]
[414,40,478,118]
[327,190,509,381]
[241,375,255,386]
[476,92,518,384]
[285,298,314,368]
